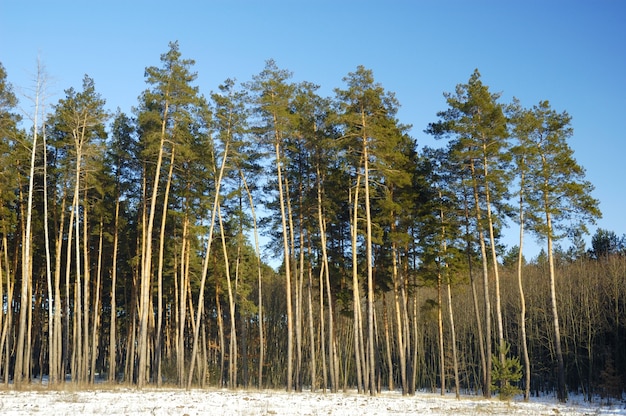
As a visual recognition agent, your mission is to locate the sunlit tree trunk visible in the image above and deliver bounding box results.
[82,187,91,384]
[546,207,566,402]
[108,195,120,383]
[482,142,506,374]
[391,237,407,394]
[137,101,168,388]
[14,100,38,385]
[437,266,445,395]
[446,278,460,399]
[1,231,12,386]
[239,170,264,388]
[349,180,364,393]
[362,134,376,397]
[186,137,230,388]
[470,158,492,397]
[176,213,189,385]
[217,203,238,388]
[90,219,104,383]
[516,169,531,401]
[155,149,175,386]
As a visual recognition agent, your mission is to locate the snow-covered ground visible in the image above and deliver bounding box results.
[0,386,624,415]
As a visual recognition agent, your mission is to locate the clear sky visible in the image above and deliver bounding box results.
[1,0,625,258]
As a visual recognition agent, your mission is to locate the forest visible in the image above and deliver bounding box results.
[0,41,624,404]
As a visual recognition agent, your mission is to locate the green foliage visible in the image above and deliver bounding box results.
[491,342,523,400]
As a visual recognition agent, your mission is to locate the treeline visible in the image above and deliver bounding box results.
[0,42,623,402]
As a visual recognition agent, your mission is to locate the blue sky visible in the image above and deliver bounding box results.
[1,0,625,258]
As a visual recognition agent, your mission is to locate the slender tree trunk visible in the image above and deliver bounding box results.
[239,170,264,389]
[42,115,56,385]
[271,137,295,391]
[186,138,230,388]
[138,99,171,388]
[319,259,327,392]
[439,192,459,399]
[316,165,338,393]
[547,213,567,402]
[90,219,104,383]
[470,159,492,397]
[63,151,78,383]
[109,194,120,383]
[482,147,505,375]
[15,111,38,384]
[401,255,414,394]
[1,232,13,385]
[53,188,67,383]
[82,188,91,384]
[155,149,175,386]
[306,262,316,391]
[0,216,4,379]
[349,181,364,394]
[382,296,394,391]
[218,204,237,388]
[391,238,407,395]
[216,284,225,386]
[362,125,376,397]
[176,212,189,385]
[517,173,531,401]
[437,268,445,395]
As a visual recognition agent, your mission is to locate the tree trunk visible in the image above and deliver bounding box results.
[362,130,376,396]
[349,180,364,394]
[446,281,460,399]
[1,231,13,386]
[177,213,189,385]
[155,149,175,386]
[547,212,567,402]
[109,194,120,383]
[306,263,316,391]
[482,146,506,376]
[391,239,407,395]
[274,137,294,392]
[82,187,91,384]
[517,173,531,401]
[470,158,492,398]
[138,99,170,388]
[15,110,39,384]
[186,138,230,388]
[54,188,68,383]
[90,220,104,383]
[40,110,56,386]
[216,284,225,386]
[382,296,394,391]
[218,204,237,388]
[437,269,445,395]
[239,170,264,389]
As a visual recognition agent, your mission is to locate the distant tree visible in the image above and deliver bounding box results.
[590,228,624,259]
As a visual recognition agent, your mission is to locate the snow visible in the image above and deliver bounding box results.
[0,387,623,415]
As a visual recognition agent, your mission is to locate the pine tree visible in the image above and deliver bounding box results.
[135,41,205,387]
[335,66,411,396]
[519,100,601,402]
[427,70,510,397]
[247,60,298,391]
